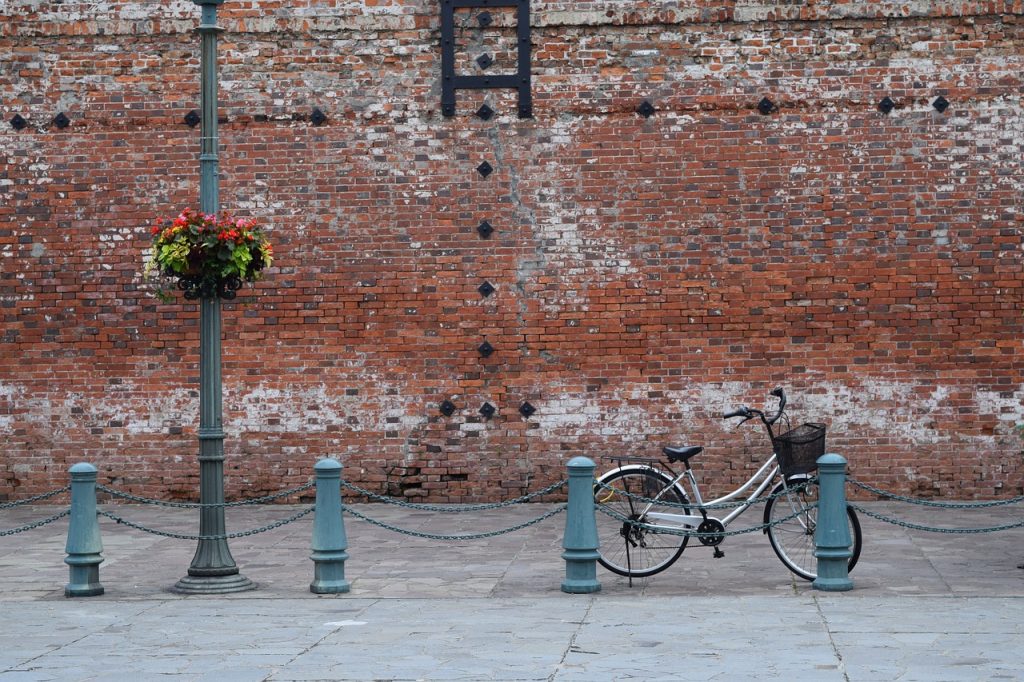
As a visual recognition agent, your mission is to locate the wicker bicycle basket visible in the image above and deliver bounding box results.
[773,422,826,476]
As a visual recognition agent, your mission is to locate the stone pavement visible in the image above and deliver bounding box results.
[1,499,1022,680]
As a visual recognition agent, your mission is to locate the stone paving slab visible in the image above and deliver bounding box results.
[1,595,1021,681]
[819,596,1024,681]
[3,501,1022,599]
[1,499,1023,680]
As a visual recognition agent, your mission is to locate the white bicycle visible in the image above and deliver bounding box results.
[594,388,863,580]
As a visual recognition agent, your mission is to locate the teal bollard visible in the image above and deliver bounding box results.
[310,458,350,594]
[561,456,601,594]
[65,462,104,597]
[813,453,854,592]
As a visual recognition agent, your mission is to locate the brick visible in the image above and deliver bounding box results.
[0,2,1021,502]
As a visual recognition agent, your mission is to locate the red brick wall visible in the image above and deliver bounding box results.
[2,1,1022,501]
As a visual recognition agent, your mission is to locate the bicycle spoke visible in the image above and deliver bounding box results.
[594,469,689,578]
[766,481,862,581]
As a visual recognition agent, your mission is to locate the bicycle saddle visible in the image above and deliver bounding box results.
[663,445,702,463]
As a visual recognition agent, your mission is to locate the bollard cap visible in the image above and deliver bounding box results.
[566,456,596,470]
[69,462,98,474]
[314,457,342,472]
[816,453,847,467]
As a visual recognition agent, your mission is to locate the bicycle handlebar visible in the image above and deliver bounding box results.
[722,407,752,420]
[770,387,786,420]
[722,388,787,427]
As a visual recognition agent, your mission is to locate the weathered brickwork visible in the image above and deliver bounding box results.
[2,1,1022,501]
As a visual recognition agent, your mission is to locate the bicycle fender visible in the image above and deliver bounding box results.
[595,463,689,502]
[763,475,813,533]
[763,482,784,533]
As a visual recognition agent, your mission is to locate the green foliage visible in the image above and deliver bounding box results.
[143,208,273,299]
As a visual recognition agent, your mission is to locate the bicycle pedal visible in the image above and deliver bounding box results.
[713,547,725,559]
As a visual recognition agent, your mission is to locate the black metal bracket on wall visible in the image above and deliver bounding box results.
[441,0,532,118]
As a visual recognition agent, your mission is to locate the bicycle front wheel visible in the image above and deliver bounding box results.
[765,480,862,581]
[594,468,689,578]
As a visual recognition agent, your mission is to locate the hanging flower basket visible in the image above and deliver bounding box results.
[144,208,273,301]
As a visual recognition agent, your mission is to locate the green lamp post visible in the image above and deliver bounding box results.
[174,0,255,594]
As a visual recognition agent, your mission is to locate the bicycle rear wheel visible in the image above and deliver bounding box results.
[594,468,689,578]
[765,479,862,581]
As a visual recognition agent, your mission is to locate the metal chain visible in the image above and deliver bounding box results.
[0,510,70,536]
[340,479,568,512]
[848,478,1024,509]
[593,476,814,510]
[343,504,567,540]
[0,486,70,509]
[98,506,315,540]
[596,500,818,539]
[848,503,1024,534]
[96,481,315,508]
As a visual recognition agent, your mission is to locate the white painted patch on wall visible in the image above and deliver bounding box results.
[529,379,1023,450]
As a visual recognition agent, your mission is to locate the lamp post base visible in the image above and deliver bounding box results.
[174,573,255,594]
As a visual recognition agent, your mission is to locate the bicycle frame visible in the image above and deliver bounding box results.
[623,455,783,533]
[594,388,860,582]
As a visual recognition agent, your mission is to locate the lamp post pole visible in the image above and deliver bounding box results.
[175,0,254,594]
